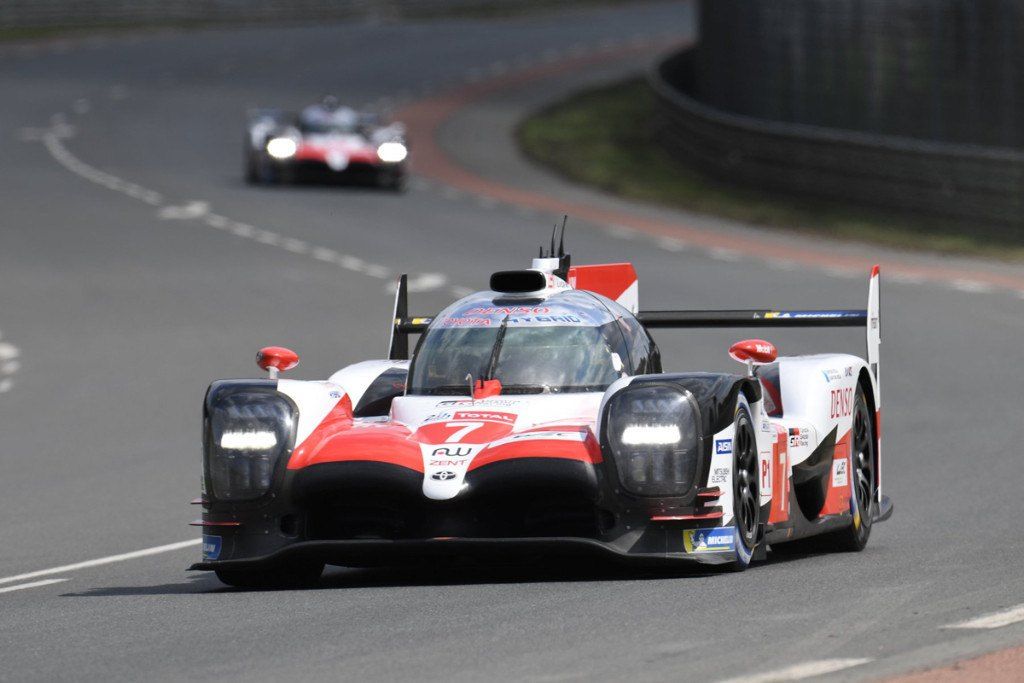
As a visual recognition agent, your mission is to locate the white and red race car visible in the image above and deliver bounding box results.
[192,239,891,587]
[245,98,408,189]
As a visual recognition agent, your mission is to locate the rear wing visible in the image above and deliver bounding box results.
[637,266,881,386]
[388,267,881,385]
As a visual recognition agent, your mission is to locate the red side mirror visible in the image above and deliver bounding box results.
[729,339,778,366]
[256,346,299,378]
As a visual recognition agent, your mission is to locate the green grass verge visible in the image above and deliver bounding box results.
[517,78,1024,260]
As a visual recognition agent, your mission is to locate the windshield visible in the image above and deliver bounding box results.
[408,291,630,395]
[298,105,359,135]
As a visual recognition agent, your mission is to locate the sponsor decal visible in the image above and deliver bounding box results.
[830,387,854,419]
[709,466,730,486]
[715,439,733,456]
[424,412,454,423]
[489,430,588,448]
[822,368,843,383]
[761,460,772,491]
[788,427,809,448]
[430,470,456,481]
[439,317,492,328]
[683,527,735,553]
[452,410,516,424]
[844,366,854,377]
[466,306,551,315]
[437,398,522,407]
[429,458,470,467]
[766,310,862,320]
[832,458,849,487]
[202,535,222,561]
[431,446,473,457]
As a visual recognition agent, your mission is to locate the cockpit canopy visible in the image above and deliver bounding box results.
[407,289,660,395]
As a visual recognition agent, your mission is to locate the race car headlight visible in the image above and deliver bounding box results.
[605,385,701,497]
[266,137,298,159]
[376,141,408,163]
[205,386,297,501]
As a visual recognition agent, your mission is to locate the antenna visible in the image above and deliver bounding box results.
[557,215,567,257]
[549,224,557,257]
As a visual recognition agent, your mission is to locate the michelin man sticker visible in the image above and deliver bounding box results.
[683,527,736,553]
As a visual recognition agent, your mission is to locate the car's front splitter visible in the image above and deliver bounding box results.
[189,535,738,572]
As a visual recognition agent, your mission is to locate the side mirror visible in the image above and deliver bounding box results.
[729,339,777,377]
[256,346,299,379]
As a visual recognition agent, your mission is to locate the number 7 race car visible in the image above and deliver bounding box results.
[191,237,892,587]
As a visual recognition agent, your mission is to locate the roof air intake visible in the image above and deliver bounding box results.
[490,270,546,294]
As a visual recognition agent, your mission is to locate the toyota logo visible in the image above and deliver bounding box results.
[431,470,457,481]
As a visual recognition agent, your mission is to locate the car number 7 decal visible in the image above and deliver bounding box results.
[444,422,485,443]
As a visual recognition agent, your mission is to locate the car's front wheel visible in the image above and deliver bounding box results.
[730,397,761,571]
[215,561,324,589]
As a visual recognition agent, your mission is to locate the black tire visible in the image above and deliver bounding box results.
[827,384,875,551]
[729,400,761,571]
[215,562,324,589]
[377,169,406,191]
[244,155,259,184]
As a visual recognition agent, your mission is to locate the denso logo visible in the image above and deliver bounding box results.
[431,446,473,457]
[830,388,854,419]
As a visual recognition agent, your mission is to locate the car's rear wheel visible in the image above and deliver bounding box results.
[730,399,760,571]
[829,384,876,551]
[771,384,875,556]
[215,561,324,589]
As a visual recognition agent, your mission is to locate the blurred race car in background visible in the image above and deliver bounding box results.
[192,232,892,587]
[245,96,408,190]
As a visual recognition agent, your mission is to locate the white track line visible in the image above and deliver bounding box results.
[716,658,872,683]
[0,539,200,587]
[945,604,1024,629]
[0,578,68,595]
[36,123,449,287]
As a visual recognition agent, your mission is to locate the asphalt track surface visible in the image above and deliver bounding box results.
[2,2,1024,681]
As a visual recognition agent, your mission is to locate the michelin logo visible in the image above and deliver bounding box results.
[202,535,222,561]
[684,527,735,553]
[714,439,733,456]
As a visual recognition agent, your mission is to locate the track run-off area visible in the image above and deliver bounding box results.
[1,2,1024,680]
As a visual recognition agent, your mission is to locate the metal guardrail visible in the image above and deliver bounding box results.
[650,49,1024,229]
[0,1,606,29]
